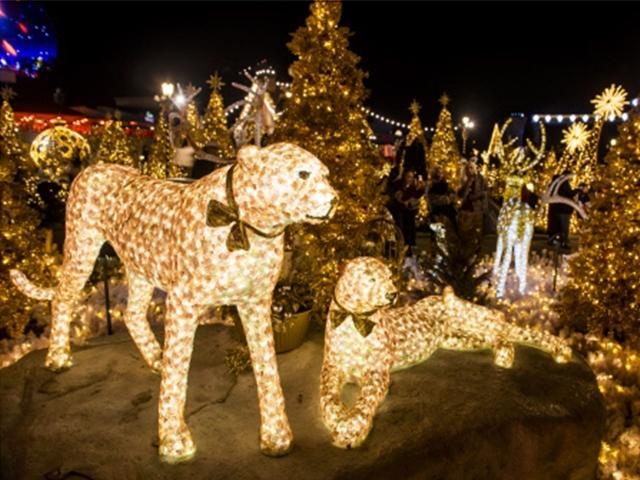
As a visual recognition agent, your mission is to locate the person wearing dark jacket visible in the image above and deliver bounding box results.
[547,172,576,248]
[388,169,426,255]
[428,164,458,232]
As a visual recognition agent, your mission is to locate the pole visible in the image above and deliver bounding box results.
[552,246,560,292]
[103,257,113,335]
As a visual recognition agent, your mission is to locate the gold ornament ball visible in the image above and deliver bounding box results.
[30,126,91,177]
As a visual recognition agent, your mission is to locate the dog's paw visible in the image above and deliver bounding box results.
[553,346,572,364]
[259,422,293,457]
[159,430,196,464]
[44,354,73,372]
[332,414,371,449]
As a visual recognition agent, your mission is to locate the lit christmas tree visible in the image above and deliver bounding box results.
[271,0,386,317]
[405,100,429,156]
[144,111,186,179]
[558,112,640,339]
[95,117,135,167]
[403,100,430,222]
[0,88,58,337]
[429,93,462,188]
[201,73,236,160]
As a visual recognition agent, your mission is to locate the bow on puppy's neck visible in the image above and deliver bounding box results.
[330,294,380,338]
[206,164,284,251]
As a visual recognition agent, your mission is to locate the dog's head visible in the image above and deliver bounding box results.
[334,257,398,316]
[234,143,338,228]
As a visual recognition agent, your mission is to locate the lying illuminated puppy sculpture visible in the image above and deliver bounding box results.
[11,143,337,463]
[320,257,572,449]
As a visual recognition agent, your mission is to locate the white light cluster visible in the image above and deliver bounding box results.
[11,143,338,464]
[321,258,572,449]
[532,111,631,124]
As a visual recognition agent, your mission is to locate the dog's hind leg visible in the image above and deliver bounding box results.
[45,229,105,371]
[125,274,162,373]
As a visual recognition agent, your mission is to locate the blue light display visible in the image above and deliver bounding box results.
[0,1,57,78]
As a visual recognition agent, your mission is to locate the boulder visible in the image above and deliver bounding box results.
[0,324,605,479]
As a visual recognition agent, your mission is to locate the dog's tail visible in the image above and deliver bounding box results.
[10,270,55,301]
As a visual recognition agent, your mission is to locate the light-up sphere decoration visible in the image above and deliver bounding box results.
[11,143,338,463]
[320,257,572,449]
[30,125,91,181]
[0,1,57,78]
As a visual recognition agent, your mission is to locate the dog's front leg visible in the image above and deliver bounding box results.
[158,291,199,464]
[334,367,391,448]
[237,299,293,456]
[320,361,348,436]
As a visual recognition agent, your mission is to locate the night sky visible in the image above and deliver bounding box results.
[11,1,640,143]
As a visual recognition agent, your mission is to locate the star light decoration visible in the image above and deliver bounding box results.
[11,143,337,463]
[561,122,590,154]
[591,84,628,119]
[207,72,225,92]
[320,257,572,449]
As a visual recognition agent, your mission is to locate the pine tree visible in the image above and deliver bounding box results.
[96,118,135,167]
[0,89,58,337]
[405,100,429,156]
[558,112,640,339]
[201,72,235,160]
[271,0,386,318]
[144,112,186,179]
[429,93,462,188]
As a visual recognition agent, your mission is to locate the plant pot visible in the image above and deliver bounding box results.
[273,310,311,353]
[232,309,311,354]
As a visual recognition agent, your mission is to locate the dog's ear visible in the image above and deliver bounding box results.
[236,145,261,169]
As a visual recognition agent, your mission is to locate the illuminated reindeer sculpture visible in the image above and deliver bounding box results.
[492,122,587,298]
[226,70,279,148]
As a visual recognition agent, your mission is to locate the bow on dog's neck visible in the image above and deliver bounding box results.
[330,294,380,338]
[206,164,284,251]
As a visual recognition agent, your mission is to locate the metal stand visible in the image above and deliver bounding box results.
[102,257,113,336]
[97,243,118,336]
[552,244,562,292]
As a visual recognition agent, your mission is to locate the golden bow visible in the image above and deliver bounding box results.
[205,200,250,251]
[330,301,378,338]
[205,164,283,252]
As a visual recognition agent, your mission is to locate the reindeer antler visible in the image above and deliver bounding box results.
[541,173,588,219]
[522,121,546,172]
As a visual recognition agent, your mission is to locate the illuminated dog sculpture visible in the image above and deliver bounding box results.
[320,257,572,448]
[11,143,337,463]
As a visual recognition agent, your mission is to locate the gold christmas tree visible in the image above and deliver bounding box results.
[271,0,386,318]
[0,90,59,337]
[144,112,185,179]
[558,112,640,339]
[201,72,235,160]
[96,118,135,167]
[405,100,429,153]
[404,101,430,223]
[429,93,462,187]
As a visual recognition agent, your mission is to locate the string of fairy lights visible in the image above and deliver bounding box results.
[227,65,639,135]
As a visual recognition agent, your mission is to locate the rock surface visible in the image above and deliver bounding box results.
[1,324,605,480]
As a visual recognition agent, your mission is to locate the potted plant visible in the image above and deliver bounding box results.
[271,282,312,353]
[228,281,312,354]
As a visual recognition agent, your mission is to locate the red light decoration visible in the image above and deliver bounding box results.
[2,40,17,57]
[18,22,28,34]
